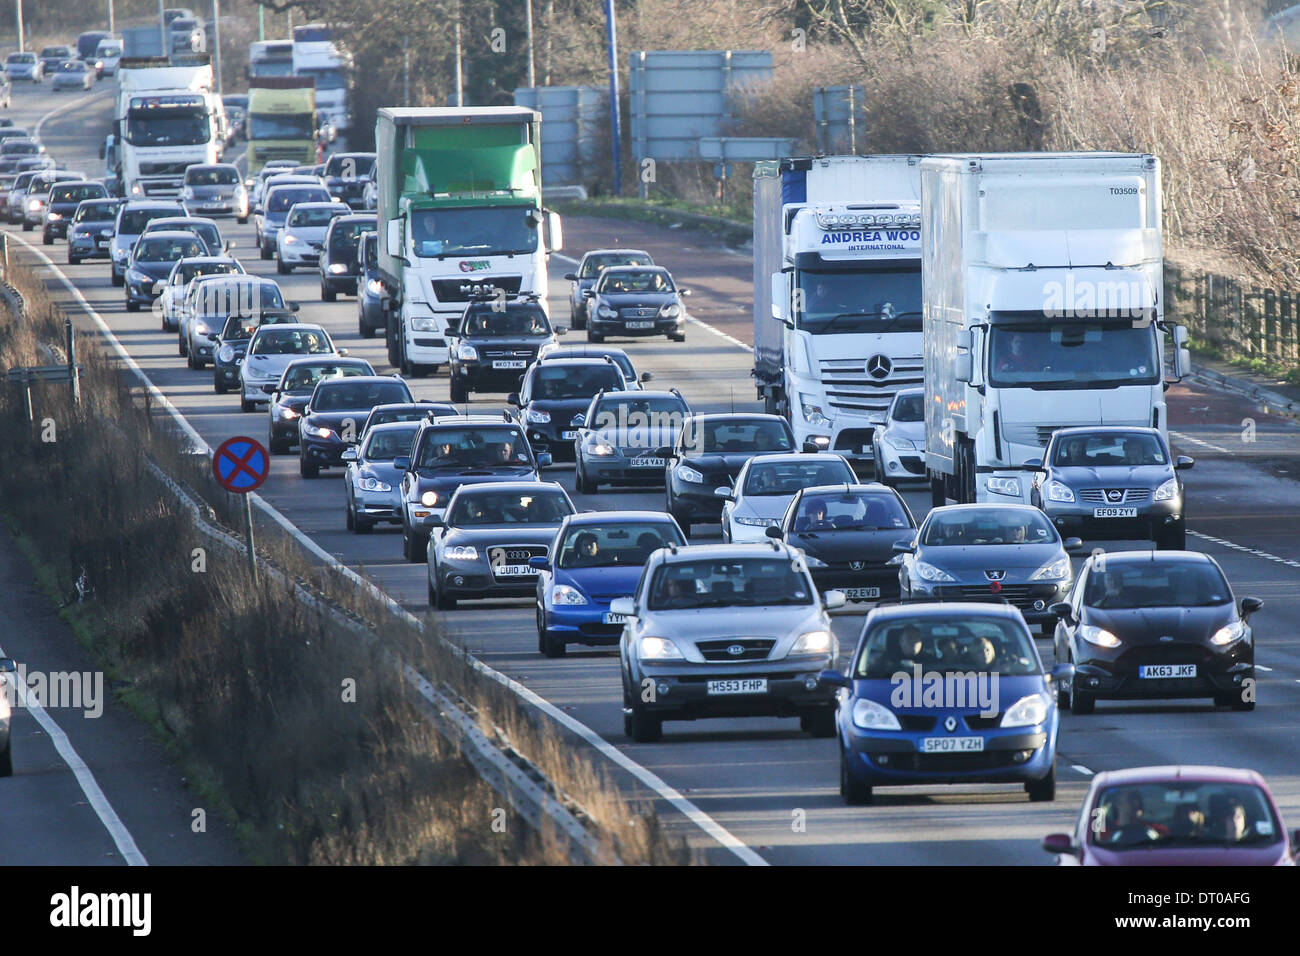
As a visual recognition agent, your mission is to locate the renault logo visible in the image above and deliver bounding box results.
[866,354,892,379]
[944,716,958,732]
[726,644,746,656]
[984,570,1006,581]
[849,561,865,571]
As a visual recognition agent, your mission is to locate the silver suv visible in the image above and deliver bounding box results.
[612,542,845,742]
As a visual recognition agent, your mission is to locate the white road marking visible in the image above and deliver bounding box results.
[1255,664,1273,672]
[34,88,111,143]
[1170,430,1233,455]
[1188,529,1300,570]
[1071,764,1094,776]
[0,641,147,865]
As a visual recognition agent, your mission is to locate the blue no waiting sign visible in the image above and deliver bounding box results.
[213,436,270,493]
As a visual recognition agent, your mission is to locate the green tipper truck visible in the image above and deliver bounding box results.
[246,76,317,174]
[375,106,563,376]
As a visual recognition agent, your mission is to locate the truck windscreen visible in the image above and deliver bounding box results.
[250,62,294,77]
[125,111,210,147]
[409,206,538,258]
[300,68,345,90]
[795,265,922,334]
[249,114,314,139]
[987,323,1159,390]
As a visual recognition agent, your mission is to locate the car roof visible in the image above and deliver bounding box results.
[138,229,204,241]
[253,322,328,334]
[283,355,368,368]
[657,542,797,562]
[1083,549,1213,567]
[542,345,632,359]
[424,415,517,428]
[288,201,341,211]
[313,374,402,387]
[452,480,565,495]
[796,482,897,496]
[599,264,669,274]
[151,216,218,226]
[187,163,239,172]
[175,255,236,266]
[121,200,183,211]
[742,452,849,467]
[530,357,614,370]
[582,248,651,259]
[864,600,1026,625]
[564,510,680,526]
[926,502,1043,516]
[1091,765,1268,788]
[684,412,785,423]
[592,389,682,402]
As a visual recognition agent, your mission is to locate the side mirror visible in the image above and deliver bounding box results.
[1063,536,1084,552]
[341,447,358,461]
[1174,346,1191,379]
[653,446,672,459]
[640,371,654,383]
[1041,833,1075,856]
[891,539,915,554]
[546,210,563,252]
[528,555,550,571]
[713,486,733,500]
[563,273,577,282]
[555,326,568,335]
[1172,324,1190,347]
[1240,596,1264,616]
[1050,602,1074,624]
[289,301,300,312]
[536,452,552,468]
[954,351,973,384]
[506,392,521,407]
[1050,662,1075,684]
[582,288,594,298]
[337,347,349,356]
[817,669,850,689]
[609,596,636,618]
[801,440,824,454]
[1175,455,1194,470]
[764,525,783,540]
[206,332,219,341]
[1024,457,1043,469]
[427,515,444,527]
[824,589,846,610]
[0,657,15,673]
[679,288,692,297]
[393,455,411,471]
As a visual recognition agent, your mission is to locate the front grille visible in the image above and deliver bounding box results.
[1078,488,1152,503]
[430,276,523,303]
[1117,645,1214,668]
[480,348,536,362]
[141,181,182,196]
[413,337,445,348]
[138,161,188,176]
[833,427,876,452]
[1002,423,1073,447]
[819,354,923,417]
[487,543,546,579]
[897,714,936,731]
[695,638,776,662]
[879,751,1029,772]
[618,307,660,319]
[963,713,1004,730]
[577,622,624,639]
[935,583,1058,611]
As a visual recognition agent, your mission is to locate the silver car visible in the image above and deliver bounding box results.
[719,452,856,544]
[343,421,421,533]
[276,201,347,273]
[239,323,345,412]
[871,387,927,486]
[612,542,845,742]
[5,52,42,83]
[51,59,95,91]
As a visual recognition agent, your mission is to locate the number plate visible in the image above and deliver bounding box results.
[492,360,526,369]
[1139,664,1196,679]
[843,587,881,600]
[1093,507,1137,518]
[603,612,629,624]
[706,679,768,696]
[561,430,577,440]
[631,457,665,467]
[493,564,536,577]
[95,239,109,249]
[921,736,985,753]
[625,321,655,329]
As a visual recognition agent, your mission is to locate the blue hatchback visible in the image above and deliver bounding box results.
[820,602,1072,804]
[533,511,685,658]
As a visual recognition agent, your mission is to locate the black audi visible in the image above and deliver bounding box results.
[448,298,564,404]
[663,413,798,534]
[776,483,917,603]
[1051,550,1261,714]
[509,357,626,462]
[298,375,414,478]
[583,265,688,343]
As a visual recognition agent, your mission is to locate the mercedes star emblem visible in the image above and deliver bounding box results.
[866,354,892,379]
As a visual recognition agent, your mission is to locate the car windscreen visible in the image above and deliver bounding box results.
[363,425,419,461]
[792,491,913,532]
[249,328,332,356]
[7,54,34,64]
[1087,782,1282,850]
[580,252,652,278]
[854,616,1039,678]
[136,236,205,262]
[186,166,240,186]
[268,189,327,213]
[118,208,180,234]
[74,201,119,222]
[529,364,623,401]
[416,426,531,469]
[198,281,284,317]
[743,459,854,496]
[51,183,104,203]
[280,362,369,391]
[179,261,238,283]
[447,490,572,527]
[361,234,377,270]
[682,420,794,455]
[597,269,674,294]
[150,221,218,249]
[368,407,443,427]
[557,522,683,569]
[648,557,813,610]
[891,392,924,423]
[460,307,551,337]
[921,508,1056,546]
[1052,432,1168,467]
[1084,561,1231,609]
[588,396,687,434]
[312,380,411,411]
[288,206,342,227]
[220,312,294,340]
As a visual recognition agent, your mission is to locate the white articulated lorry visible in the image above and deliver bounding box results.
[753,156,925,471]
[919,152,1190,506]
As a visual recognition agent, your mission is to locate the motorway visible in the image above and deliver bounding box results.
[13,83,1300,865]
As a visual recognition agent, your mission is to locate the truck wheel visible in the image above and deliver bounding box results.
[321,281,336,302]
[577,464,598,495]
[260,241,272,261]
[668,331,686,342]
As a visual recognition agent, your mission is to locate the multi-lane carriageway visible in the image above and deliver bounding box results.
[12,84,1300,866]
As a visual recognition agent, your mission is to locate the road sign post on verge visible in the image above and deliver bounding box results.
[212,436,270,584]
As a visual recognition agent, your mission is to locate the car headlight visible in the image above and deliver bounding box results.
[130,182,142,195]
[734,514,773,527]
[114,247,128,261]
[525,408,551,424]
[885,435,915,451]
[277,406,299,419]
[1030,556,1071,581]
[852,698,901,731]
[661,303,681,317]
[1153,477,1180,502]
[420,491,438,507]
[1211,621,1246,646]
[675,464,703,483]
[791,629,833,655]
[27,198,42,210]
[216,344,235,364]
[1001,693,1049,728]
[455,343,478,361]
[587,441,614,456]
[443,545,479,562]
[638,636,684,660]
[284,234,300,244]
[181,187,194,199]
[327,263,347,274]
[412,317,439,332]
[46,211,61,221]
[551,585,588,606]
[986,476,1022,497]
[308,426,336,439]
[798,393,831,427]
[366,278,384,295]
[358,477,392,492]
[193,321,210,336]
[1079,624,1120,648]
[1044,480,1075,503]
[597,305,617,318]
[127,269,149,284]
[912,560,956,583]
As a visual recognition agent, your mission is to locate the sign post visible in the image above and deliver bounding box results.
[212,436,270,585]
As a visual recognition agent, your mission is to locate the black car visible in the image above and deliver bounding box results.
[298,375,415,478]
[42,180,107,243]
[209,308,298,394]
[39,45,75,75]
[534,344,651,390]
[123,230,206,312]
[359,401,460,441]
[355,231,384,338]
[66,197,123,265]
[1052,550,1261,713]
[583,265,688,343]
[663,413,797,534]
[427,481,576,609]
[396,416,552,562]
[321,152,376,210]
[319,213,376,301]
[509,358,627,463]
[266,357,376,454]
[447,299,565,405]
[776,483,917,603]
[1030,426,1193,550]
[564,248,653,330]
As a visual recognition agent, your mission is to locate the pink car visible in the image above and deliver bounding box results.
[1044,765,1298,865]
